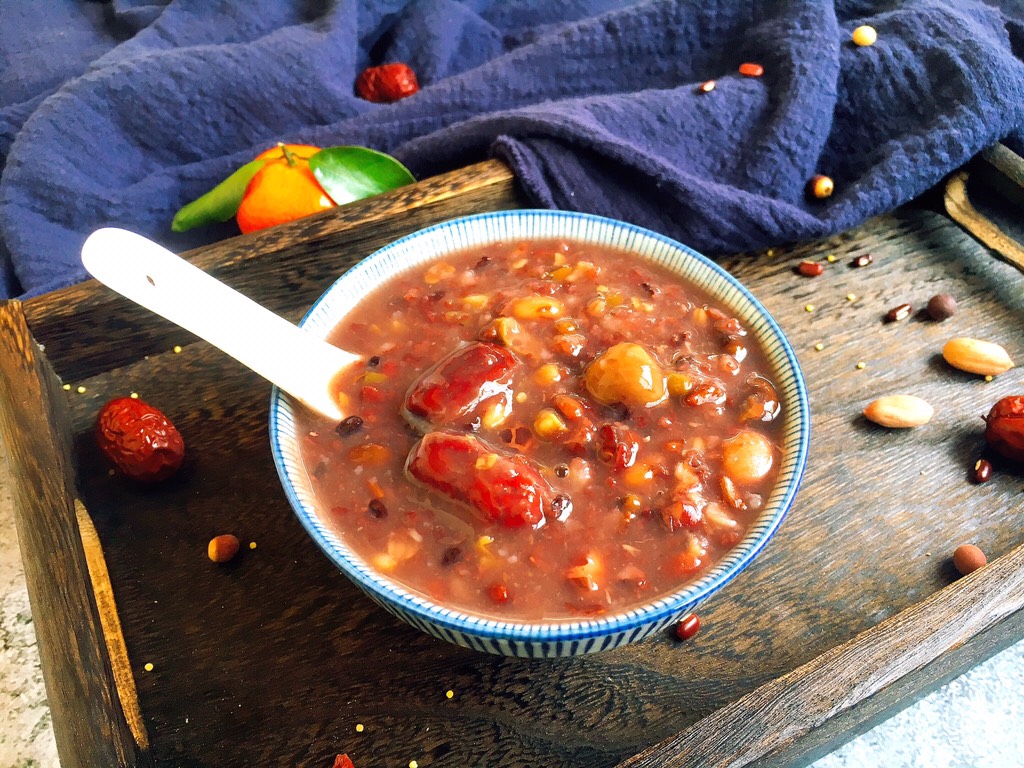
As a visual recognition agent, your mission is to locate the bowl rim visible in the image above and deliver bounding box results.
[269,209,810,641]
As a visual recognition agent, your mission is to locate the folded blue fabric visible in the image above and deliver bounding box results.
[1,0,1023,299]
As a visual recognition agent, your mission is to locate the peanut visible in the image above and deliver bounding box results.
[942,338,1014,376]
[863,395,934,428]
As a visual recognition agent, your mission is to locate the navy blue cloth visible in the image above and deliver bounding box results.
[2,1,1024,299]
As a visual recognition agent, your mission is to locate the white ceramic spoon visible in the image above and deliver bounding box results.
[81,227,360,422]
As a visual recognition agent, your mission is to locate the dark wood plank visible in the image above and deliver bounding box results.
[615,540,1024,768]
[22,160,522,385]
[41,201,1024,767]
[0,302,149,768]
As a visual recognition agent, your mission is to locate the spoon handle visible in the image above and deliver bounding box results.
[81,228,358,422]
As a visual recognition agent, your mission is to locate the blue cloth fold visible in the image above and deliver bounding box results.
[1,0,1023,299]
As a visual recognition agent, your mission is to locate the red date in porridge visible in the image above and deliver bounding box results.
[297,240,783,621]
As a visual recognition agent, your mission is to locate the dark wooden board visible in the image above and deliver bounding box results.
[6,159,1024,767]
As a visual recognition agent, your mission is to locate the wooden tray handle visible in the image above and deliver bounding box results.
[944,143,1024,274]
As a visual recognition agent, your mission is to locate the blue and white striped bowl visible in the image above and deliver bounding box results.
[270,210,810,658]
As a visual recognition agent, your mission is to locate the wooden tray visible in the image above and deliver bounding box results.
[3,157,1024,768]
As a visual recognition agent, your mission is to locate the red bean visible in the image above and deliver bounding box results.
[488,583,510,603]
[596,423,640,470]
[335,415,364,436]
[797,261,824,277]
[738,62,763,77]
[441,546,462,566]
[675,614,701,641]
[884,303,912,323]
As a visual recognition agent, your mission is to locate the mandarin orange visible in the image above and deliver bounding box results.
[236,144,335,234]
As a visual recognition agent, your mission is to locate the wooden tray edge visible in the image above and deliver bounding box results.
[944,143,1024,274]
[8,154,1023,765]
[0,301,150,768]
[21,160,522,384]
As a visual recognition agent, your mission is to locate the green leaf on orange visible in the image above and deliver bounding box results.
[309,146,415,206]
[171,158,268,233]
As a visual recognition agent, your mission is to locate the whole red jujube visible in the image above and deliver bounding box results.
[355,63,419,103]
[983,396,1024,462]
[96,397,185,482]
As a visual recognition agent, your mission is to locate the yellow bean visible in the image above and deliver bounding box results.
[533,408,568,440]
[534,364,564,386]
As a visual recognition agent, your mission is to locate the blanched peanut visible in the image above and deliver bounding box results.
[386,530,421,562]
[722,430,774,484]
[584,343,666,407]
[567,260,600,281]
[703,502,739,530]
[507,295,564,320]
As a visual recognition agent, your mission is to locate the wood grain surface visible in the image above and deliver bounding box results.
[0,302,148,768]
[9,159,1024,767]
